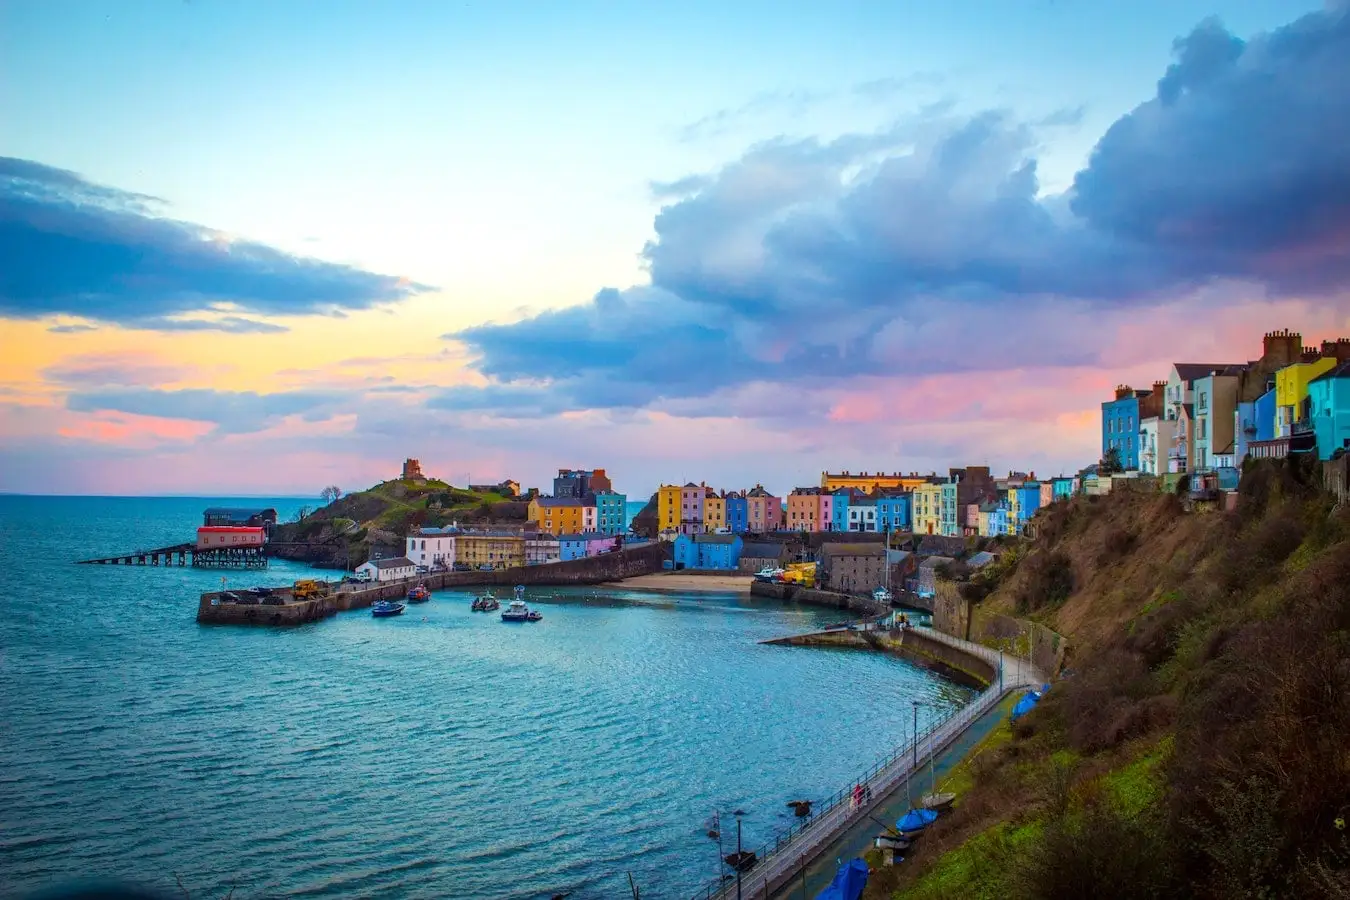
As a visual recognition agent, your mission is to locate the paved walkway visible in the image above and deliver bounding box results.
[694,628,1046,900]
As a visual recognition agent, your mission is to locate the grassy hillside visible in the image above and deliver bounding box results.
[271,478,527,567]
[870,457,1350,900]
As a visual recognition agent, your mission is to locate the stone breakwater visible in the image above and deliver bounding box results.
[761,625,998,689]
[197,543,667,625]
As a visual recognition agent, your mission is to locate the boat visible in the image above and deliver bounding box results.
[874,832,911,852]
[407,583,431,603]
[872,587,893,604]
[921,792,956,813]
[753,566,784,583]
[897,807,939,836]
[471,591,500,612]
[371,600,406,618]
[501,598,539,622]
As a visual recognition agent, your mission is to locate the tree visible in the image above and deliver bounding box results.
[1098,447,1123,475]
[291,505,313,523]
[319,485,342,504]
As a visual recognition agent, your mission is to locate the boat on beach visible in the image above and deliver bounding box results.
[407,583,430,603]
[371,600,406,618]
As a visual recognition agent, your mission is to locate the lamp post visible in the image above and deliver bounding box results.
[735,810,744,900]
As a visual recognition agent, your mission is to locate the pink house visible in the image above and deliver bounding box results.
[746,486,783,532]
[1039,482,1055,508]
[680,482,705,534]
[583,533,618,556]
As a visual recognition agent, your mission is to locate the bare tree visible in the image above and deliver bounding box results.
[319,485,343,504]
[291,505,313,523]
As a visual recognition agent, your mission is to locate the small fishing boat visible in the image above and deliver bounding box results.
[921,792,956,813]
[407,583,431,603]
[371,600,406,618]
[874,832,911,852]
[471,592,499,612]
[501,598,536,622]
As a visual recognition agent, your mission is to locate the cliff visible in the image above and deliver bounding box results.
[270,477,526,567]
[872,456,1350,900]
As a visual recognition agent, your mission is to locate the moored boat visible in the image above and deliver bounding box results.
[501,598,540,622]
[407,583,431,603]
[921,792,956,813]
[874,832,911,851]
[371,600,406,618]
[471,592,499,612]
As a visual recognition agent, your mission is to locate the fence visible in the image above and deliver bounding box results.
[691,636,1040,900]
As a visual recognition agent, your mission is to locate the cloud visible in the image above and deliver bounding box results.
[65,387,340,434]
[446,6,1350,418]
[0,157,434,327]
[126,316,290,334]
[46,323,98,334]
[43,353,199,388]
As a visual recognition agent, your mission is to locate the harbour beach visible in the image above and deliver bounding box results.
[603,572,754,594]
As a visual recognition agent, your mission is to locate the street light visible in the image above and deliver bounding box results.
[734,810,745,900]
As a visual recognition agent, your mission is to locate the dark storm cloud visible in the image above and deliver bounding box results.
[0,157,433,327]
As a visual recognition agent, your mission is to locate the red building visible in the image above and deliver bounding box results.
[196,526,265,550]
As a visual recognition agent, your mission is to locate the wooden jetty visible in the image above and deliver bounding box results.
[78,543,267,569]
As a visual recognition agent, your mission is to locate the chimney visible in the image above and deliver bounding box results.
[1262,329,1303,368]
[1114,384,1133,401]
[1320,338,1350,363]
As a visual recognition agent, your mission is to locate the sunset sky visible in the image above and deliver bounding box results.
[2,0,1348,498]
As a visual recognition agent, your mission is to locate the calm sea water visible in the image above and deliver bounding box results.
[0,496,972,899]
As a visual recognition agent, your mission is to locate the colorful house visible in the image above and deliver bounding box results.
[673,533,743,570]
[456,531,526,569]
[1052,477,1075,501]
[986,504,1010,537]
[583,531,619,557]
[787,488,823,532]
[1101,385,1148,470]
[875,493,911,532]
[820,471,933,493]
[1014,484,1043,532]
[1236,387,1277,463]
[657,485,682,535]
[528,497,588,535]
[1307,361,1350,460]
[746,486,783,532]
[680,483,706,535]
[559,534,588,561]
[725,492,749,533]
[846,496,877,532]
[1139,415,1174,475]
[703,490,726,532]
[831,488,851,532]
[912,483,943,536]
[939,479,960,537]
[1276,356,1339,437]
[1191,370,1241,470]
[593,490,627,535]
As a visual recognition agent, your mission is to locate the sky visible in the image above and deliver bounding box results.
[2,0,1349,499]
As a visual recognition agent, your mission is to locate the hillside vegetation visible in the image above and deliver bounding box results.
[271,478,527,567]
[871,457,1350,900]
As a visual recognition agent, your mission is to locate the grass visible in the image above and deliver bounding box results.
[1098,737,1171,818]
[901,819,1042,900]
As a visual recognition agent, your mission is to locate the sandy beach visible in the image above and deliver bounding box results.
[601,572,753,594]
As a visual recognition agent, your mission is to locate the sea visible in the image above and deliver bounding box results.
[0,495,973,899]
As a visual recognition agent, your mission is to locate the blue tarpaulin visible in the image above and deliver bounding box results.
[814,857,869,900]
[1011,690,1041,720]
[897,807,939,832]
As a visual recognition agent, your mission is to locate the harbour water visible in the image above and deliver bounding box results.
[0,496,974,899]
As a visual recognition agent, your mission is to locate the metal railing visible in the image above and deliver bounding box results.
[691,640,1041,899]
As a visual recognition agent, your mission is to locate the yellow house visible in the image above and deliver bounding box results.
[977,509,992,537]
[456,532,525,569]
[527,497,586,535]
[912,483,943,535]
[657,484,682,535]
[1275,357,1338,435]
[703,492,726,532]
[821,471,932,493]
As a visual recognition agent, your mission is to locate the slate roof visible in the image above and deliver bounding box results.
[820,543,887,558]
[1172,363,1240,382]
[741,542,786,559]
[918,555,955,569]
[367,556,415,569]
[693,533,738,544]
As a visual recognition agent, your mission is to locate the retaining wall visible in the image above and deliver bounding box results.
[763,626,996,689]
[931,578,1067,676]
[748,581,887,616]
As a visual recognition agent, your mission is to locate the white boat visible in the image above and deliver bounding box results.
[501,598,542,622]
[754,566,786,582]
[873,587,894,604]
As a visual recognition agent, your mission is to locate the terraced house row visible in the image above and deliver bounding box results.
[1102,330,1350,476]
[525,467,628,536]
[653,468,1081,540]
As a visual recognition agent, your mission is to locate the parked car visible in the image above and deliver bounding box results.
[247,587,272,597]
[415,565,429,575]
[220,591,242,603]
[453,563,471,572]
[478,564,494,571]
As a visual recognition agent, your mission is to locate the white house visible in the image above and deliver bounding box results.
[356,556,417,582]
[1138,416,1175,476]
[525,534,561,566]
[406,527,456,570]
[847,502,877,532]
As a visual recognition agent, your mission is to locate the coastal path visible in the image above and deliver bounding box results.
[694,628,1045,900]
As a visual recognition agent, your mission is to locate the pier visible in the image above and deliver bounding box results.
[77,543,267,569]
[693,628,1044,900]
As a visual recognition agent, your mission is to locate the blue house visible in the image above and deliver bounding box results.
[876,494,911,532]
[1308,361,1350,460]
[559,535,588,561]
[673,533,744,570]
[593,490,627,535]
[725,493,749,533]
[1101,386,1148,470]
[831,489,851,533]
[1014,484,1043,530]
[987,504,1010,537]
[1051,477,1074,501]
